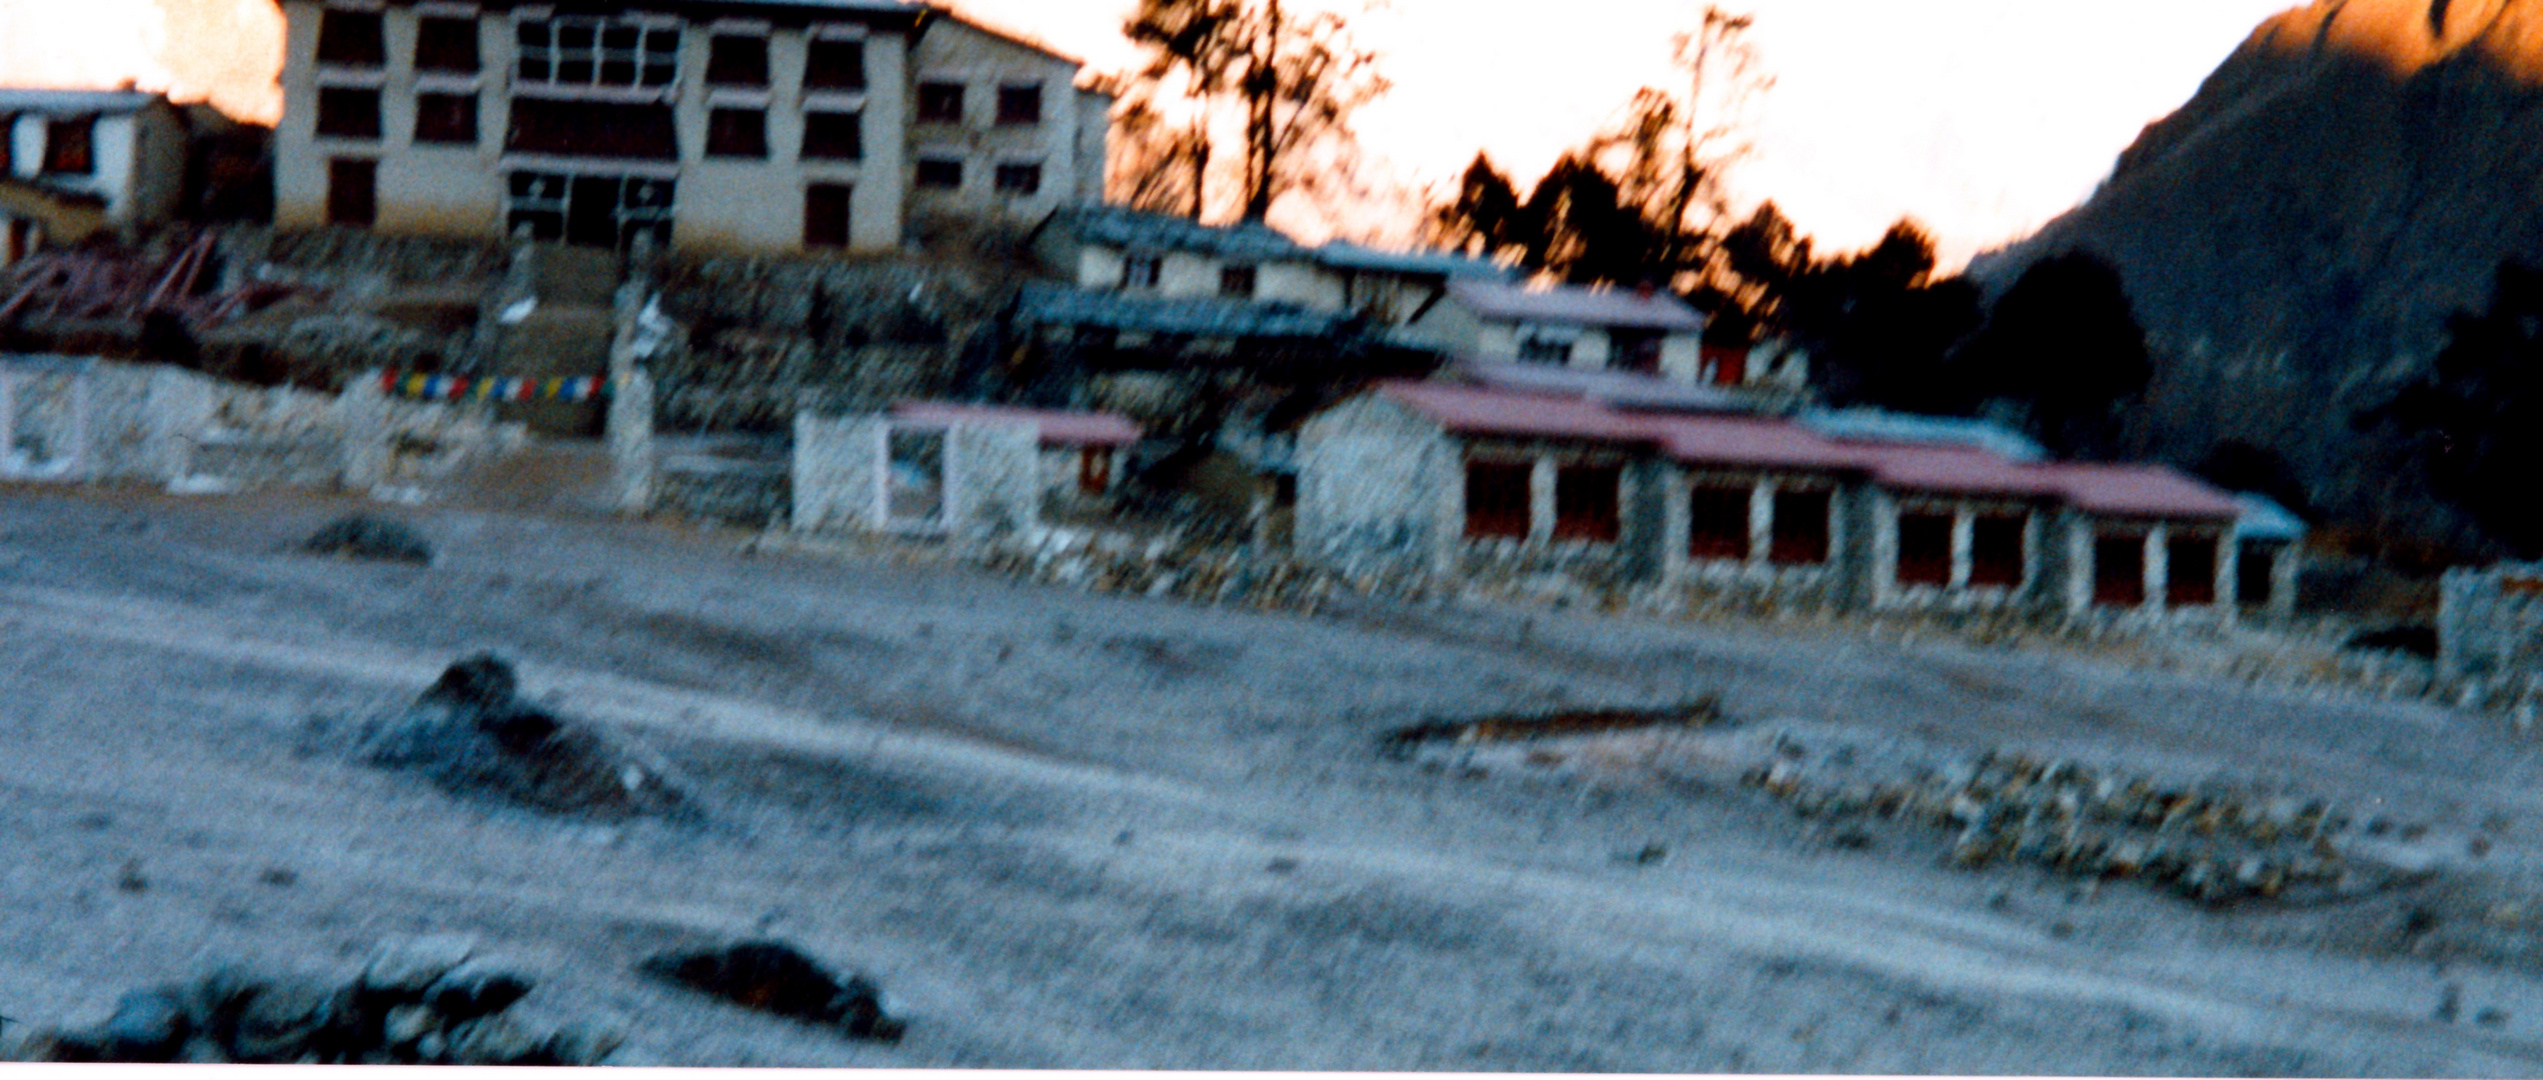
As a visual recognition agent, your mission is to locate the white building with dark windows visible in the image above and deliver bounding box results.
[0,89,188,265]
[271,0,1108,256]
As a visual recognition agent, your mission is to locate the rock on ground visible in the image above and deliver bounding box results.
[638,941,904,1043]
[300,515,434,565]
[357,653,687,819]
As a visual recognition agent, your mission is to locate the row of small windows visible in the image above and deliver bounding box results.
[916,82,1042,126]
[315,9,873,94]
[313,88,868,162]
[326,159,857,251]
[1114,256,1258,298]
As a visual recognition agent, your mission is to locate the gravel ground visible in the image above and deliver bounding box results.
[2,463,2541,1073]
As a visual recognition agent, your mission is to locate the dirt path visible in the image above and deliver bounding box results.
[1,480,2540,1072]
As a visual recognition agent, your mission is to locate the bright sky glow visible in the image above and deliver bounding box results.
[0,0,2301,268]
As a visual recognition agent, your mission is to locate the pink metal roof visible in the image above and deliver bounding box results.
[1377,380,1658,443]
[1363,381,2243,520]
[890,401,1144,447]
[2030,462,2245,520]
[1646,414,1874,472]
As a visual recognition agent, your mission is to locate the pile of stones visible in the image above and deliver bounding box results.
[979,531,1438,616]
[351,653,688,819]
[4,936,619,1065]
[1745,750,2368,906]
[638,941,903,1043]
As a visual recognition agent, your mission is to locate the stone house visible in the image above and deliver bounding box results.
[0,89,188,265]
[271,0,1106,256]
[1294,371,2267,619]
[1402,279,1707,383]
[1031,205,1337,308]
[888,399,1138,513]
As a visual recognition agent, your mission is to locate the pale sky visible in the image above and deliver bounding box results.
[0,0,2300,268]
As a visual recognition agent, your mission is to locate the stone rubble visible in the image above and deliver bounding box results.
[637,940,904,1043]
[1740,748,2379,907]
[348,653,689,820]
[1,936,620,1065]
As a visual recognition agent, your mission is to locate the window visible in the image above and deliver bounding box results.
[1553,464,1621,543]
[802,111,863,161]
[0,116,14,176]
[40,118,93,175]
[994,162,1042,196]
[2238,542,2277,607]
[804,38,867,90]
[804,183,852,249]
[1612,330,1664,374]
[1769,488,1832,566]
[917,81,965,123]
[914,158,962,188]
[2166,533,2218,606]
[1518,331,1574,364]
[1688,484,1751,561]
[414,16,480,73]
[1465,461,1531,540]
[1121,254,1160,288]
[2093,532,2146,607]
[516,17,678,89]
[1968,513,2026,587]
[706,108,767,158]
[1078,448,1113,495]
[1895,512,1953,587]
[505,99,675,159]
[705,34,769,86]
[997,84,1042,125]
[315,8,385,68]
[413,93,478,144]
[315,87,381,140]
[1219,264,1257,299]
[326,158,376,226]
[1703,344,1749,386]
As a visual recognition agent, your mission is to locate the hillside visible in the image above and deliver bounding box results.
[1971,0,2543,545]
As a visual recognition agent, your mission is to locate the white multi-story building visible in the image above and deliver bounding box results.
[272,0,1108,256]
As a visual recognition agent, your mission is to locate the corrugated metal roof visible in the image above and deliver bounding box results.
[1857,445,2066,498]
[1445,279,1705,331]
[891,401,1142,447]
[1015,282,1344,339]
[1376,380,1657,443]
[1053,206,1309,261]
[1800,407,2047,462]
[1452,360,1751,413]
[1316,241,1514,280]
[2236,494,2307,540]
[0,88,165,114]
[2030,462,2245,520]
[1647,414,1874,472]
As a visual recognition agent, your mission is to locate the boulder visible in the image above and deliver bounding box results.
[359,934,479,997]
[638,940,904,1043]
[423,960,534,1021]
[302,516,433,566]
[362,654,688,819]
[98,988,190,1062]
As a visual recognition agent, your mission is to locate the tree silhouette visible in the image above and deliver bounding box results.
[1120,0,1389,223]
[2355,260,2543,556]
[1954,251,2152,458]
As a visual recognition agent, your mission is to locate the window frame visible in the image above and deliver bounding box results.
[913,157,963,189]
[800,110,864,161]
[803,182,852,249]
[1120,253,1161,288]
[1687,483,1751,562]
[40,117,94,175]
[704,33,771,87]
[1218,263,1258,299]
[326,157,377,227]
[1463,459,1533,541]
[803,38,868,91]
[1967,512,2026,587]
[705,107,769,159]
[314,86,383,141]
[2165,532,2218,606]
[315,7,387,69]
[413,15,481,74]
[916,81,966,123]
[1767,487,1833,566]
[1551,463,1622,544]
[411,91,479,145]
[993,162,1043,196]
[996,83,1043,126]
[1894,511,1954,587]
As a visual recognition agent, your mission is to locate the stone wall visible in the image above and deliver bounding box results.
[1,356,523,492]
[788,411,1041,542]
[2438,563,2543,682]
[216,227,509,293]
[1293,393,1457,577]
[945,423,1040,543]
[791,412,889,534]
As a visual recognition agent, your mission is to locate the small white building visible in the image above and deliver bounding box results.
[1404,279,1707,384]
[0,89,188,265]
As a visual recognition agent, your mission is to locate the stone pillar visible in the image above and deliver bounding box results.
[1528,455,1556,545]
[607,367,656,515]
[946,421,1041,545]
[66,370,91,480]
[2144,525,2171,616]
[339,369,392,492]
[1746,479,1773,571]
[0,371,16,477]
[1949,506,1975,590]
[790,411,889,535]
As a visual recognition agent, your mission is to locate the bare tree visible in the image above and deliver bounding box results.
[1119,0,1390,222]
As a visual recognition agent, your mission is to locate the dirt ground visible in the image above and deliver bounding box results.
[3,450,2542,1073]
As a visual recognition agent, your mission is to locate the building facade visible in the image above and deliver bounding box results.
[1294,373,2266,620]
[1406,279,1708,384]
[273,0,1104,257]
[0,90,188,265]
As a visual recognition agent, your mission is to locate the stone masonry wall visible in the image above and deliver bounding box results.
[1293,394,1457,578]
[946,423,1041,543]
[2438,562,2543,682]
[791,413,889,534]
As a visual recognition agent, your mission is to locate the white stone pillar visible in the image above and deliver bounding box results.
[0,372,16,477]
[1528,455,1556,545]
[606,367,656,515]
[1747,479,1774,571]
[2143,525,2170,615]
[67,370,91,480]
[1949,506,1975,590]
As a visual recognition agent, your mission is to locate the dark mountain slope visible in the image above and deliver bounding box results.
[1972,0,2543,545]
